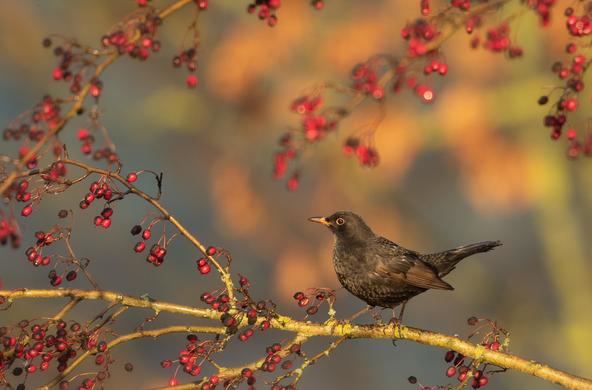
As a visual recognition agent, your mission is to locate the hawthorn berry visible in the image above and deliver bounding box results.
[186,74,198,89]
[21,204,33,217]
[134,241,146,253]
[126,172,138,183]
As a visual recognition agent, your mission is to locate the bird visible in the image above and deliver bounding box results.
[308,211,501,322]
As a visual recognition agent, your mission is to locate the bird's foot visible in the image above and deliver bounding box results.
[388,316,404,346]
[388,316,402,327]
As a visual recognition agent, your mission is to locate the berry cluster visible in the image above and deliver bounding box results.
[246,0,282,27]
[23,223,84,287]
[539,13,592,159]
[42,38,106,98]
[565,6,592,36]
[93,207,114,229]
[274,95,347,189]
[41,161,68,183]
[292,288,335,317]
[351,61,386,99]
[2,95,62,180]
[79,180,114,210]
[130,223,170,266]
[246,0,325,27]
[442,350,491,388]
[401,19,438,58]
[75,119,119,163]
[409,316,508,389]
[195,246,219,274]
[173,48,200,89]
[474,24,523,58]
[342,137,380,167]
[100,12,162,62]
[10,180,33,218]
[0,214,20,248]
[526,0,556,26]
[0,319,112,390]
[160,334,220,385]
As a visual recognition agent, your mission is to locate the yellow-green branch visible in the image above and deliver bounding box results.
[2,288,590,389]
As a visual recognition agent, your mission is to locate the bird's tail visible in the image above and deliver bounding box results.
[423,240,502,277]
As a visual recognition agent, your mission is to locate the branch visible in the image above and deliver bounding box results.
[59,158,235,301]
[0,0,193,196]
[38,325,226,390]
[2,288,590,389]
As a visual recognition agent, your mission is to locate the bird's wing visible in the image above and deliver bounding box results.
[372,237,453,290]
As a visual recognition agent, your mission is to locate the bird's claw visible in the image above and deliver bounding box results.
[388,317,404,345]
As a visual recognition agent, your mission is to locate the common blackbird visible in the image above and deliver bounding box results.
[309,211,501,319]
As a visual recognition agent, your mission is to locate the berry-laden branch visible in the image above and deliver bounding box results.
[0,0,194,197]
[38,325,227,390]
[1,289,591,389]
[0,1,589,389]
[274,0,592,190]
[57,158,236,302]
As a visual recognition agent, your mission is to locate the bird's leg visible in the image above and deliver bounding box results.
[398,301,407,323]
[388,301,408,326]
[369,307,385,325]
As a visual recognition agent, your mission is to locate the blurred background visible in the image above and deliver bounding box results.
[1,0,591,389]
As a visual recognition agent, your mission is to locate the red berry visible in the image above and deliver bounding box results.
[446,366,457,377]
[101,208,113,218]
[142,229,152,240]
[126,172,138,183]
[199,264,211,275]
[21,204,33,217]
[565,98,578,111]
[241,368,253,378]
[134,242,146,253]
[186,74,198,88]
[52,67,63,80]
[206,246,217,256]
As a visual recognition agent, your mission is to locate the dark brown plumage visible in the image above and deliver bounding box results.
[309,211,501,317]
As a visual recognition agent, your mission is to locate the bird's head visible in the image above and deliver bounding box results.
[308,211,375,243]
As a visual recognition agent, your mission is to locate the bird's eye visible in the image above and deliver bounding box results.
[335,217,345,226]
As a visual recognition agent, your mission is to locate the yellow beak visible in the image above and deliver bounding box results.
[308,216,331,226]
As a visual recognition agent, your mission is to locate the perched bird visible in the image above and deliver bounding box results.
[309,211,501,320]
